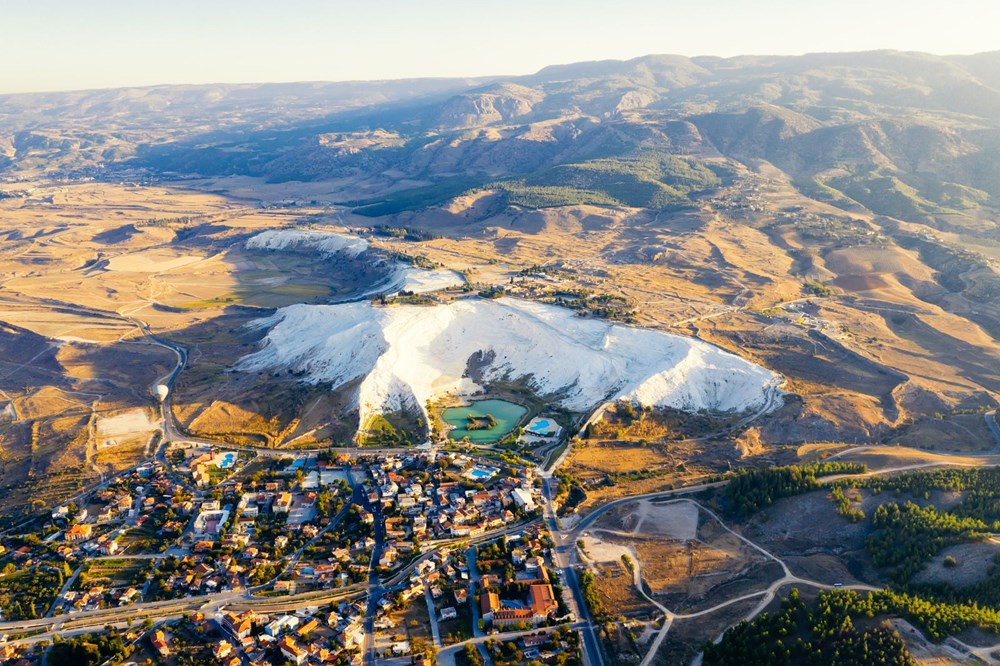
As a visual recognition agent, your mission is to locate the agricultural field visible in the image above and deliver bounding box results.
[73,558,153,591]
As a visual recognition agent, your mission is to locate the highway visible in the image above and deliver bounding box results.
[350,463,386,666]
[541,476,604,666]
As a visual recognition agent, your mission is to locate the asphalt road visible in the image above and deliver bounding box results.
[985,410,1000,451]
[542,477,604,666]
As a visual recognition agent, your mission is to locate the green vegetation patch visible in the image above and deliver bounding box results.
[494,152,722,209]
[831,467,1000,604]
[706,588,919,665]
[542,290,637,322]
[48,630,133,666]
[494,182,621,208]
[712,586,1000,662]
[554,469,587,516]
[804,280,836,297]
[373,225,440,241]
[867,501,991,582]
[347,175,483,217]
[0,563,65,620]
[827,172,941,221]
[74,558,152,590]
[361,411,424,447]
[724,462,867,517]
[579,568,604,619]
[342,151,721,215]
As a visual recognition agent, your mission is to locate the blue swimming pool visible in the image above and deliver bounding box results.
[464,465,498,482]
[218,452,236,469]
[527,419,553,433]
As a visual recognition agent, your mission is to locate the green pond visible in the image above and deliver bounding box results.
[443,399,528,444]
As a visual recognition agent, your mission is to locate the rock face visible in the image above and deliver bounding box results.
[436,84,545,128]
[236,298,783,427]
[613,90,659,115]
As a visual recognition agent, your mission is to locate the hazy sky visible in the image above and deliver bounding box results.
[3,0,998,94]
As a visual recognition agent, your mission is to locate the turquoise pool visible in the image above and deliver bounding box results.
[443,399,527,444]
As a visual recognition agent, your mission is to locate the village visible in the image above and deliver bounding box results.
[0,436,585,665]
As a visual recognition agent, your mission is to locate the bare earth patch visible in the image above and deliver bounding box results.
[581,534,634,564]
[104,251,205,273]
[96,407,160,439]
[913,541,1000,587]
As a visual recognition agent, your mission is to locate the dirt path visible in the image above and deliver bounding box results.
[631,500,650,534]
[85,399,104,484]
[627,546,673,666]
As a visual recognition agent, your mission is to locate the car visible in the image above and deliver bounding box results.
[833,583,843,587]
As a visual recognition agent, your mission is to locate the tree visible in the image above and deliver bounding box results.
[461,643,485,666]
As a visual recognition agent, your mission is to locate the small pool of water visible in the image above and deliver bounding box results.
[218,452,236,469]
[443,399,528,444]
[527,419,553,433]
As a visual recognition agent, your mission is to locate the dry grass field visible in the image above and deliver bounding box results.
[821,445,999,471]
[590,559,657,617]
[912,541,1000,588]
[0,181,373,519]
[570,441,679,475]
[565,439,726,511]
[653,595,765,666]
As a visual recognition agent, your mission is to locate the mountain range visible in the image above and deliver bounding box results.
[3,50,999,235]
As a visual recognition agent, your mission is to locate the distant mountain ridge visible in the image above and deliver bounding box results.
[2,50,999,231]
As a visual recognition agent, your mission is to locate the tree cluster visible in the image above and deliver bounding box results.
[49,631,131,666]
[867,501,990,582]
[705,588,916,665]
[724,462,866,516]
